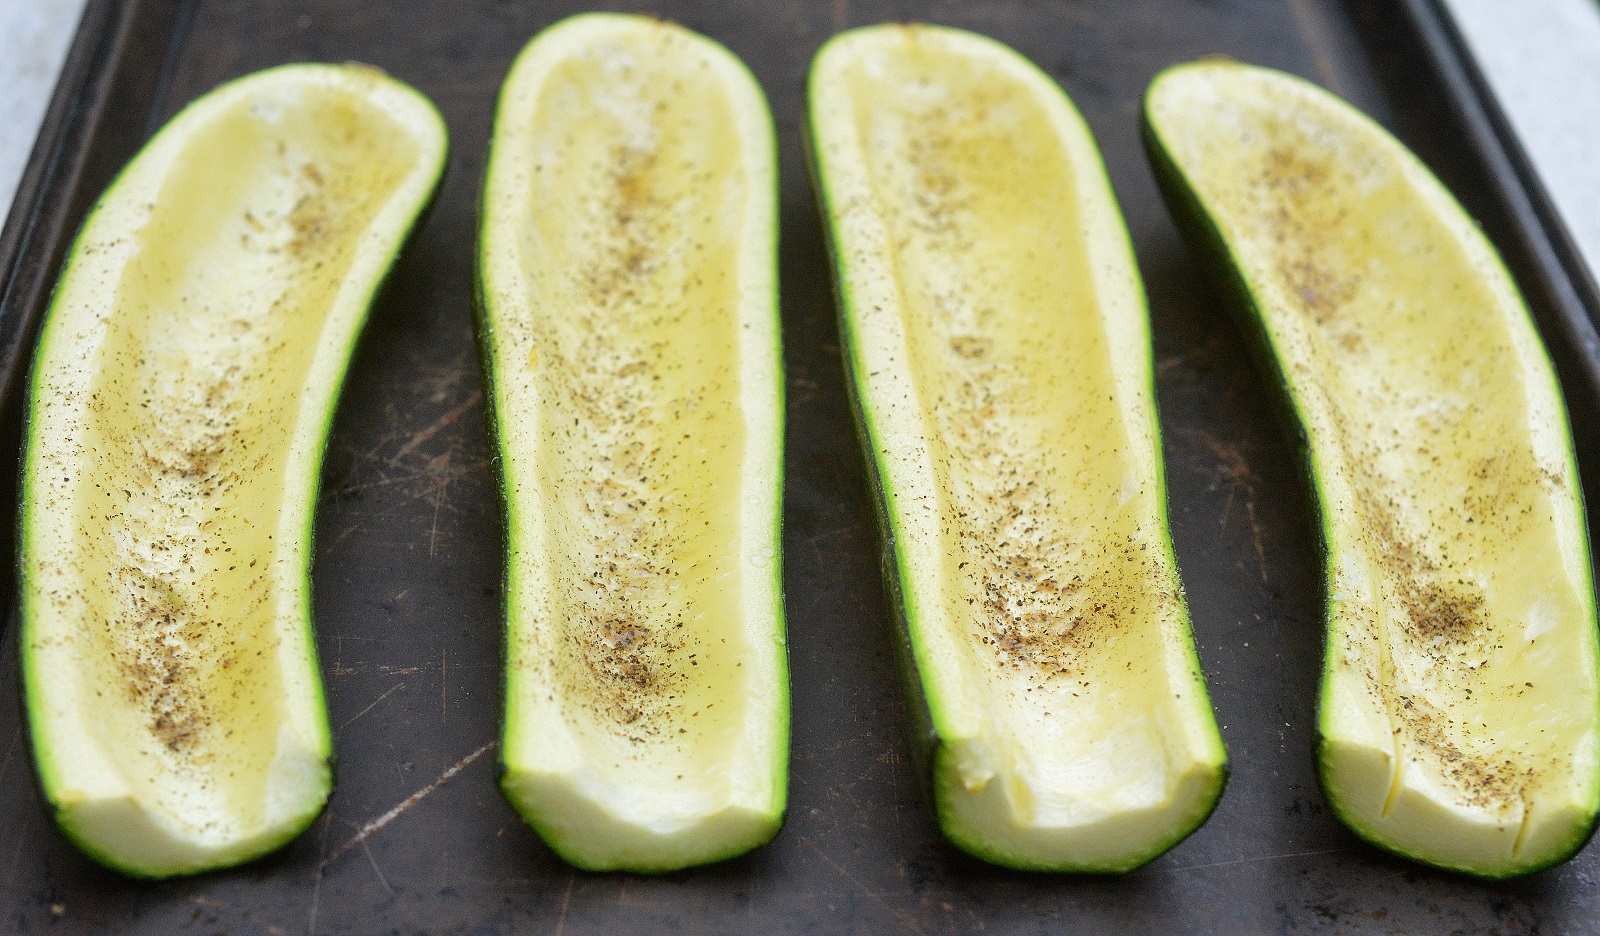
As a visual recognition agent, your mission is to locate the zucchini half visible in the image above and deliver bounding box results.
[478,14,787,872]
[807,24,1227,872]
[1144,60,1600,877]
[19,64,447,877]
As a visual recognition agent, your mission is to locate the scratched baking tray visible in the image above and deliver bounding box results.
[3,0,1600,933]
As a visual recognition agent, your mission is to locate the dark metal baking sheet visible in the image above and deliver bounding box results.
[2,1,1599,933]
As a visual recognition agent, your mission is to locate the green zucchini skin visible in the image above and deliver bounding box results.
[798,117,943,776]
[18,63,448,878]
[1143,60,1600,878]
[1141,115,1311,468]
[807,25,1227,873]
[803,102,962,863]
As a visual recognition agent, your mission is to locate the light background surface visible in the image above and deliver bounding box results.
[0,0,92,224]
[1442,0,1600,289]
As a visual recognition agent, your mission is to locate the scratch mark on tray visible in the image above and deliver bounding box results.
[805,525,856,555]
[352,421,406,469]
[322,741,496,869]
[1246,499,1268,584]
[429,472,449,558]
[789,375,820,404]
[4,814,30,891]
[343,467,477,550]
[306,808,334,936]
[800,836,927,935]
[1162,847,1349,873]
[169,889,288,935]
[340,683,405,732]
[331,660,494,678]
[361,838,396,896]
[404,472,456,509]
[552,870,576,936]
[392,391,482,463]
[884,745,901,821]
[0,725,20,789]
[1184,428,1257,496]
[441,649,449,722]
[329,405,487,554]
[1155,336,1225,378]
[335,459,492,496]
[1179,427,1269,584]
[332,523,367,546]
[831,0,848,31]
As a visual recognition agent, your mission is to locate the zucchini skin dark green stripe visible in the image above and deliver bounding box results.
[800,107,943,780]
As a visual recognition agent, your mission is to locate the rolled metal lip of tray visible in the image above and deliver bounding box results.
[1,0,1598,932]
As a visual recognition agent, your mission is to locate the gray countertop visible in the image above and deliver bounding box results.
[0,0,90,223]
[1443,0,1600,295]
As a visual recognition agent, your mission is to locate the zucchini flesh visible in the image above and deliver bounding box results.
[1144,60,1600,877]
[20,64,447,877]
[479,13,787,872]
[807,24,1226,872]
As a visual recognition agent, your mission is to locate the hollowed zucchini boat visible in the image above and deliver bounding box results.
[19,64,448,877]
[806,24,1227,872]
[478,14,787,871]
[1144,59,1600,877]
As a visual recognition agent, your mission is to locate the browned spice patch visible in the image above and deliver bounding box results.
[1399,581,1484,644]
[1258,145,1361,328]
[531,119,723,741]
[287,163,330,256]
[1394,692,1536,811]
[1245,120,1553,810]
[1337,392,1514,806]
[876,91,1173,684]
[86,152,348,766]
[102,370,253,757]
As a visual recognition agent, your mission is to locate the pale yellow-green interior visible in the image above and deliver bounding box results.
[494,26,763,832]
[46,86,421,843]
[827,30,1217,862]
[1149,63,1599,870]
